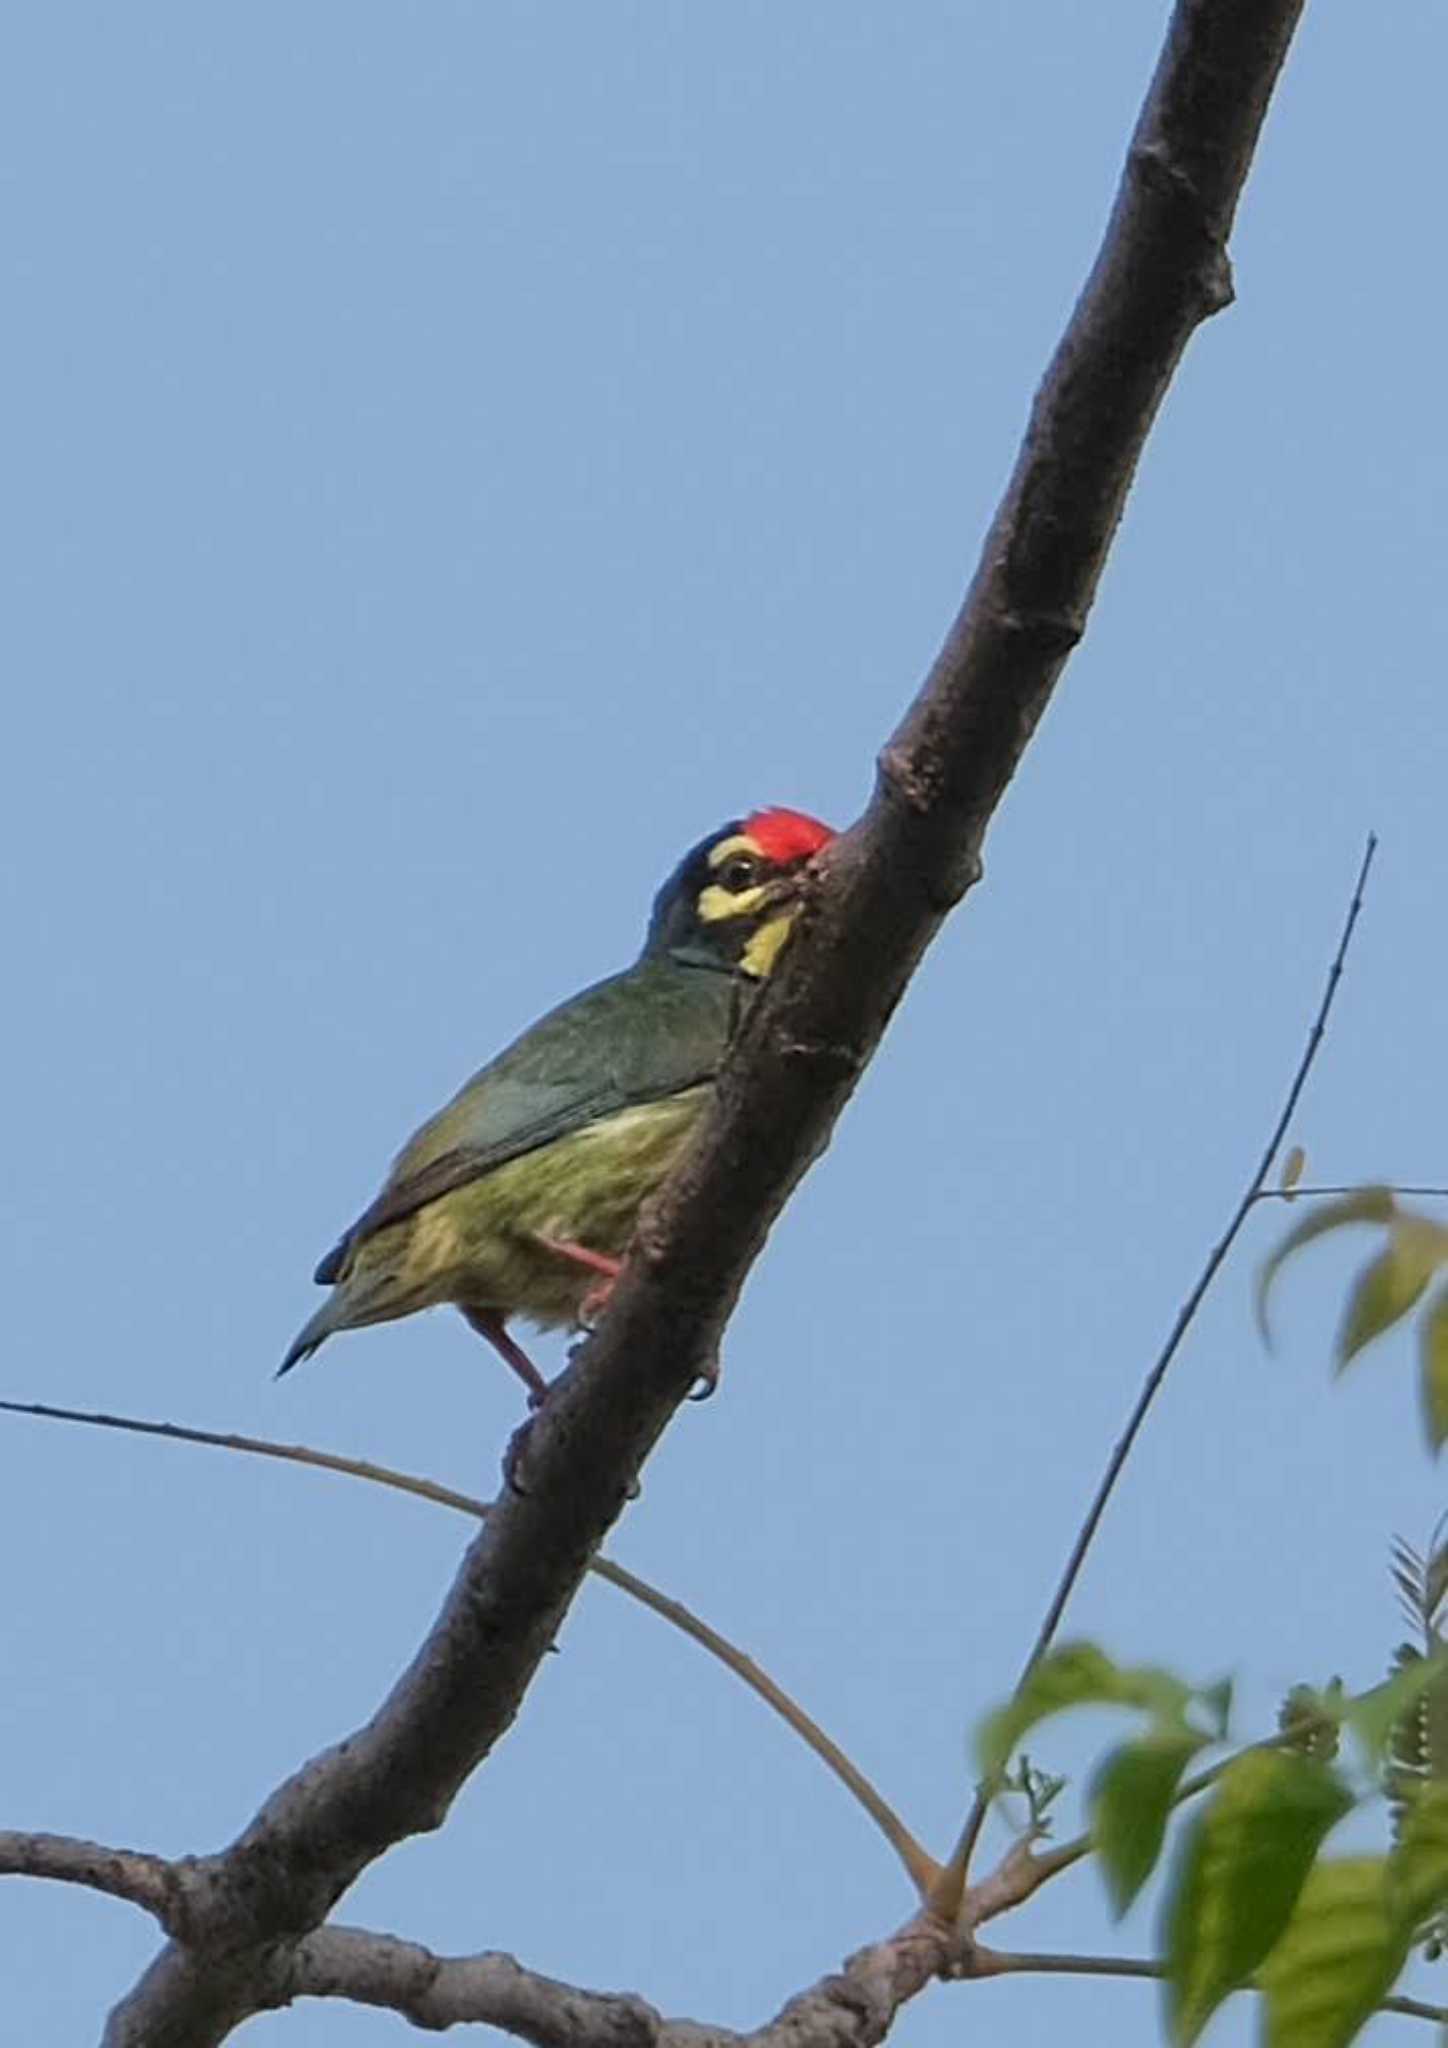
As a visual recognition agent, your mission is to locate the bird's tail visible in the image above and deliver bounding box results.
[279,1257,416,1376]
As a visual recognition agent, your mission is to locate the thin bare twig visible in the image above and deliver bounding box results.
[934,834,1378,1918]
[0,1398,489,1518]
[0,1397,935,1897]
[1375,1996,1447,2027]
[1255,1184,1448,1202]
[974,1947,1163,1981]
[597,1555,939,1897]
[971,1948,1447,2027]
[1021,835,1376,1677]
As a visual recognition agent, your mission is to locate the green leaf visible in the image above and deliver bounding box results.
[1391,1537,1430,1636]
[1258,1858,1412,2048]
[1345,1649,1448,1766]
[1091,1730,1206,1918]
[1425,1533,1448,1629]
[1163,1749,1352,2047]
[975,1642,1196,1777]
[1420,1287,1448,1454]
[1390,1781,1448,1930]
[1336,1221,1444,1369]
[1277,1682,1343,1763]
[1255,1187,1396,1346]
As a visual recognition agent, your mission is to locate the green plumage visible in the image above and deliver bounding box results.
[281,898,742,1374]
[281,809,831,1385]
[298,1083,711,1351]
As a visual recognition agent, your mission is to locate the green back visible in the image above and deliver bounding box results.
[315,956,740,1279]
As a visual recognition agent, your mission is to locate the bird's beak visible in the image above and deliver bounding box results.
[758,868,814,914]
[768,832,834,905]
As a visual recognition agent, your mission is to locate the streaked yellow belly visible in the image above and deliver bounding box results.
[347,1085,711,1329]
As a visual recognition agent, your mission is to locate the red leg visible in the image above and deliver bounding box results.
[531,1234,623,1325]
[531,1234,621,1282]
[461,1307,549,1406]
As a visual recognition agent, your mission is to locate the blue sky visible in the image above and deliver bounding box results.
[3,5,1446,2043]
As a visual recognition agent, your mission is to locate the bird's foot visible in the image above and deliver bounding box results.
[579,1276,617,1326]
[502,1378,561,1494]
[688,1356,722,1402]
[502,1408,643,1505]
[503,1410,537,1495]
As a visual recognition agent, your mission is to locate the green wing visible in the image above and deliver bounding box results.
[314,959,738,1281]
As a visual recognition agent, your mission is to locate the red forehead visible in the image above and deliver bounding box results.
[743,807,836,863]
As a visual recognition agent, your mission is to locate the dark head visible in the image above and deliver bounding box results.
[645,807,836,976]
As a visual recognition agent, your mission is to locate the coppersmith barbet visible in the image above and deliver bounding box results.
[281,807,835,1399]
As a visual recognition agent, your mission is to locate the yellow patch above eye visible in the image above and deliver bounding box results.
[697,881,769,923]
[706,833,764,871]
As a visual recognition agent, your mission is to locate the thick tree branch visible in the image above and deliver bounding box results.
[261,1914,966,2048]
[98,2,1307,2041]
[746,1914,964,2048]
[0,1831,181,1927]
[272,1928,667,2046]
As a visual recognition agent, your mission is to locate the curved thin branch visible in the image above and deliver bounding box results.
[0,1399,487,1519]
[1256,1184,1448,1203]
[935,833,1376,1915]
[594,1556,938,1896]
[95,1,1310,2037]
[0,1831,181,1928]
[0,1397,934,1898]
[1023,837,1376,1689]
[972,1947,1447,2028]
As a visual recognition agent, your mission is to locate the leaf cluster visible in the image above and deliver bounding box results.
[1257,1190,1448,1449]
[978,1640,1448,2048]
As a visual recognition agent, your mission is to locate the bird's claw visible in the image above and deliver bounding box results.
[503,1388,552,1494]
[503,1417,535,1495]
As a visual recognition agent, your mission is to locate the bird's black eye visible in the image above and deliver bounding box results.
[717,854,762,892]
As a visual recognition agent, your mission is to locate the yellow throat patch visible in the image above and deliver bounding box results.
[740,910,797,978]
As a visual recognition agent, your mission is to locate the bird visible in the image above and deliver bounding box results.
[280,806,836,1401]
